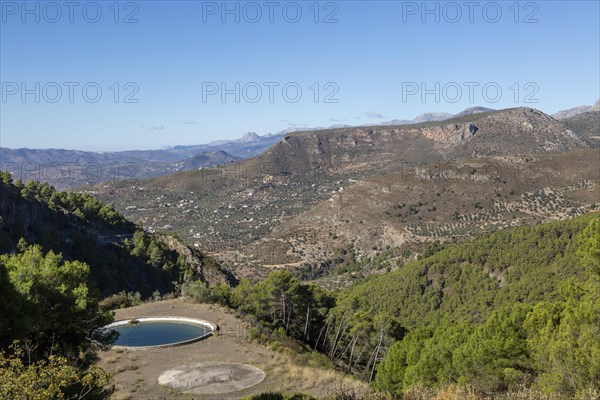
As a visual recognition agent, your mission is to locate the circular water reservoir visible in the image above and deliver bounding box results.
[101,317,216,349]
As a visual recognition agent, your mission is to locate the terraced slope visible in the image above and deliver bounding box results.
[93,108,597,281]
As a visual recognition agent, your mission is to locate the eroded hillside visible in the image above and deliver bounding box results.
[92,108,598,283]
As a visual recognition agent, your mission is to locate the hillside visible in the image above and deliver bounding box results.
[333,212,598,328]
[191,213,600,398]
[248,108,585,177]
[270,149,599,283]
[329,213,600,396]
[4,1,599,396]
[0,172,235,297]
[563,111,600,147]
[129,108,587,191]
[3,109,597,397]
[92,108,597,282]
[175,150,239,170]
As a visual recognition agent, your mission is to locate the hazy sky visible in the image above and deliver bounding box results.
[1,0,599,151]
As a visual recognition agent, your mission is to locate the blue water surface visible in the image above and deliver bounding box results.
[109,322,210,347]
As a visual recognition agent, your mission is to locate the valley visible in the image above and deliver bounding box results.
[93,108,600,285]
[1,104,599,400]
[2,4,599,396]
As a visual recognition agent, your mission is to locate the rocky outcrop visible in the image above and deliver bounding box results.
[158,234,238,287]
[421,123,478,144]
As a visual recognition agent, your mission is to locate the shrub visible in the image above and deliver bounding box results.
[99,291,142,310]
[180,280,226,304]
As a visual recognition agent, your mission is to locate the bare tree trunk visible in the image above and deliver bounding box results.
[315,317,329,351]
[285,300,292,334]
[354,340,368,372]
[348,336,357,371]
[363,344,378,381]
[281,294,287,332]
[334,335,353,365]
[329,313,346,359]
[303,305,311,343]
[369,326,385,383]
[321,317,331,351]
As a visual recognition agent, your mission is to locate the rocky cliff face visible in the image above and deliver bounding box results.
[247,108,588,176]
[158,234,237,287]
[462,108,587,154]
[420,123,478,144]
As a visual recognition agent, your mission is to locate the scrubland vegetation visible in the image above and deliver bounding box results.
[1,171,598,398]
[183,214,600,399]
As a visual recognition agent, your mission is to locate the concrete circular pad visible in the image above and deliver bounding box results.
[158,362,265,394]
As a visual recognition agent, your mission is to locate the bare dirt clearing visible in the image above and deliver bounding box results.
[99,299,366,399]
[158,362,265,395]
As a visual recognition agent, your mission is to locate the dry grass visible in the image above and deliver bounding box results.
[102,350,141,373]
[395,385,567,400]
[259,353,369,398]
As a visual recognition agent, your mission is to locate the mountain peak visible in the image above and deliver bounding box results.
[454,107,495,117]
[240,132,260,142]
[412,112,453,123]
[553,100,600,120]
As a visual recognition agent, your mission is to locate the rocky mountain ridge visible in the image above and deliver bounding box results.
[92,107,598,282]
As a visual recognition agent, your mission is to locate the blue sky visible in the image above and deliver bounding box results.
[1,0,599,151]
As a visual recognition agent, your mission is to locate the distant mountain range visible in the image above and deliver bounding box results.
[0,136,269,189]
[0,147,235,190]
[379,107,494,126]
[1,104,596,189]
[175,150,239,170]
[552,99,600,120]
